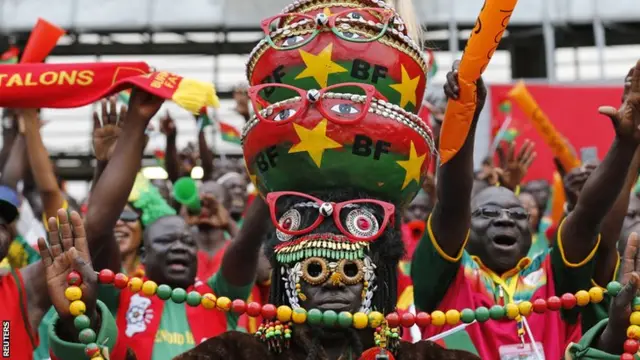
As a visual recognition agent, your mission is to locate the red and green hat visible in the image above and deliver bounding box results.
[246,0,427,115]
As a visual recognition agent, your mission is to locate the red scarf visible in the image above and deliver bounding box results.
[0,62,218,113]
[115,277,228,360]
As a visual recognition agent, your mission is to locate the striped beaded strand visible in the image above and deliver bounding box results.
[616,279,640,360]
[65,270,105,360]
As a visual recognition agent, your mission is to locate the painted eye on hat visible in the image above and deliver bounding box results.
[280,36,306,48]
[273,108,298,121]
[330,103,359,115]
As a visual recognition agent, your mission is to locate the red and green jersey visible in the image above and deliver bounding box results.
[0,268,38,360]
[412,216,596,359]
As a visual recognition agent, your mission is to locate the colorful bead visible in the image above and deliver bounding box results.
[431,310,446,326]
[475,307,490,322]
[84,343,101,357]
[353,312,368,329]
[201,293,216,309]
[216,297,232,311]
[113,273,129,289]
[98,269,115,284]
[532,299,547,314]
[69,300,86,316]
[624,339,639,354]
[588,287,604,304]
[307,308,323,325]
[187,291,202,307]
[504,303,519,320]
[547,296,562,311]
[65,286,82,301]
[230,299,246,314]
[627,325,640,340]
[620,353,635,360]
[74,314,91,330]
[607,281,622,296]
[291,308,307,324]
[156,284,172,300]
[633,297,640,311]
[575,290,590,306]
[171,288,187,303]
[246,302,262,317]
[631,312,640,326]
[338,311,354,328]
[368,311,384,328]
[262,304,277,319]
[400,312,415,328]
[518,301,532,316]
[561,293,577,310]
[445,310,460,326]
[460,308,476,323]
[79,328,97,344]
[67,271,82,286]
[415,312,431,327]
[141,280,158,296]
[128,277,143,293]
[323,310,338,327]
[385,313,400,328]
[277,306,293,322]
[489,305,505,320]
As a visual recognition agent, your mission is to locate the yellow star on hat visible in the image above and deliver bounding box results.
[288,119,342,168]
[295,43,347,88]
[389,65,421,108]
[396,141,426,189]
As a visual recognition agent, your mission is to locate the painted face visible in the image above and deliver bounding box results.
[467,187,532,274]
[518,192,540,232]
[114,204,143,257]
[619,193,640,256]
[403,191,431,223]
[143,216,197,289]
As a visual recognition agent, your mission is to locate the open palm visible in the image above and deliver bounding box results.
[93,96,126,161]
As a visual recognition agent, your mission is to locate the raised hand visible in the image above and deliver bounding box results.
[160,111,177,139]
[599,60,640,144]
[443,60,488,117]
[38,210,98,330]
[128,88,164,126]
[92,96,125,161]
[494,139,537,191]
[554,158,598,211]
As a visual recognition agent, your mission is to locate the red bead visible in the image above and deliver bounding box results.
[261,304,277,320]
[246,302,262,317]
[400,312,415,328]
[532,299,547,314]
[84,344,101,357]
[231,299,246,314]
[67,271,82,286]
[415,312,432,327]
[282,218,292,230]
[385,313,400,328]
[98,269,115,284]
[113,273,129,289]
[624,339,640,354]
[357,218,370,230]
[561,293,577,310]
[621,353,635,360]
[547,296,562,311]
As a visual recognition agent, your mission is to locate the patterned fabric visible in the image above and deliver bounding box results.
[0,235,40,270]
[0,269,38,360]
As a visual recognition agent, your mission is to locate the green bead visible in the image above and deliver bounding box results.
[460,308,475,324]
[78,328,96,344]
[186,291,202,306]
[275,330,282,335]
[337,312,353,328]
[307,308,323,325]
[171,288,187,303]
[489,305,505,320]
[73,314,91,330]
[475,307,490,322]
[391,332,399,338]
[607,281,622,296]
[322,310,338,327]
[284,333,291,339]
[157,284,172,300]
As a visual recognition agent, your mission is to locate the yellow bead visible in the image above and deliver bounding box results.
[575,290,590,306]
[201,293,216,309]
[368,311,384,328]
[628,325,640,340]
[291,309,307,324]
[64,286,82,301]
[445,310,460,326]
[630,312,640,326]
[216,296,231,311]
[518,301,532,316]
[353,312,368,329]
[431,310,446,326]
[128,277,143,293]
[69,300,86,316]
[505,303,520,320]
[91,357,104,360]
[588,287,604,304]
[277,306,293,322]
[141,280,158,296]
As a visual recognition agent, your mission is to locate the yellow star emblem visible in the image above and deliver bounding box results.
[288,119,342,168]
[295,43,347,88]
[396,141,426,189]
[323,7,332,17]
[389,65,421,108]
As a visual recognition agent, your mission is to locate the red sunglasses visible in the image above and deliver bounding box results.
[265,191,396,242]
[248,82,387,126]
